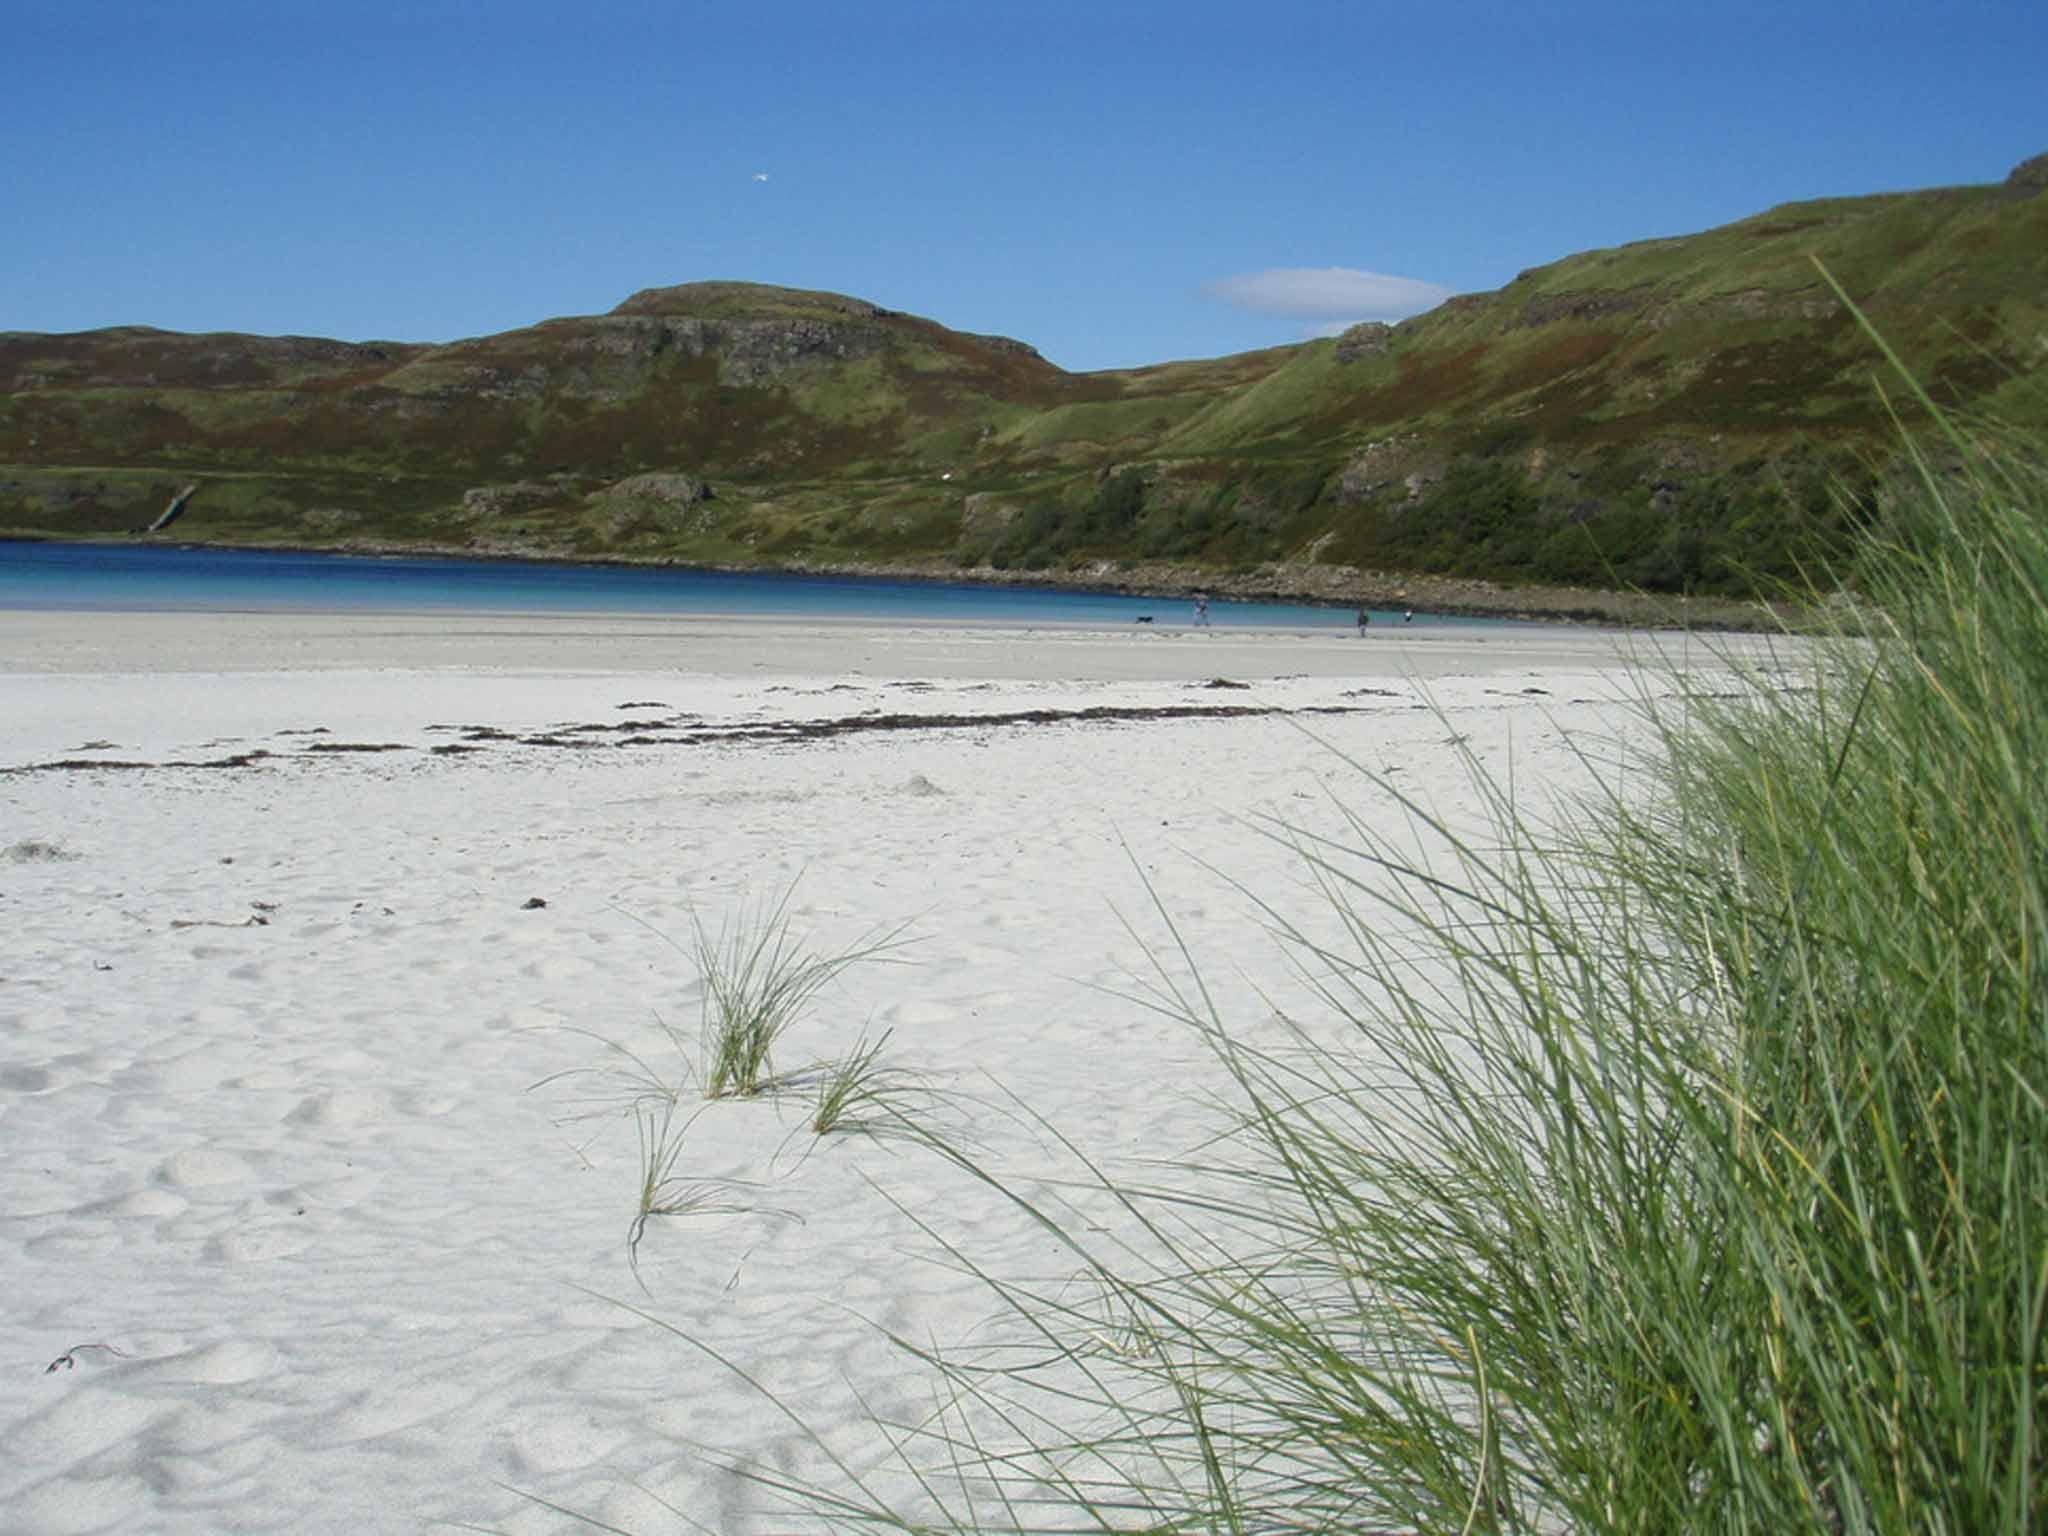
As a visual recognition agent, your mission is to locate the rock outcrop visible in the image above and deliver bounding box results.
[585,473,717,537]
[1333,322,1393,363]
[1517,287,1655,328]
[2006,151,2048,197]
[461,481,563,519]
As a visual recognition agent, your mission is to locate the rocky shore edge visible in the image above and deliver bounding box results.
[434,539,1796,631]
[778,553,1792,631]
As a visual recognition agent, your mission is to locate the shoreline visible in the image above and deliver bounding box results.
[0,604,1762,681]
[0,530,1790,632]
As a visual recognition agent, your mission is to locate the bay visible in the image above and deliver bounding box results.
[0,540,1466,630]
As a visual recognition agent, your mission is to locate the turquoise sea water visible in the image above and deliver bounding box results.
[0,539,1472,630]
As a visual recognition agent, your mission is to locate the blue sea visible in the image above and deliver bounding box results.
[0,539,1466,630]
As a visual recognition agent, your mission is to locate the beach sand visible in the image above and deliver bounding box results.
[0,610,1779,1533]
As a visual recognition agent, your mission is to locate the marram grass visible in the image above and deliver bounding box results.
[656,421,2044,1532]
[808,1028,938,1139]
[689,885,911,1101]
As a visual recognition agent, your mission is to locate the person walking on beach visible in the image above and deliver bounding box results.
[1194,593,1211,628]
[1356,606,1370,636]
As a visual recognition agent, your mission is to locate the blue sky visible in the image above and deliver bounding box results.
[6,1,2042,372]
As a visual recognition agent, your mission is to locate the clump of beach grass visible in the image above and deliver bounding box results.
[623,1096,795,1288]
[626,1098,709,1275]
[693,885,912,1100]
[535,888,912,1287]
[807,1027,937,1138]
[684,380,2046,1529]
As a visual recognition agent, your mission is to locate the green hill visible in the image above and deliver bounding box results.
[4,155,2044,613]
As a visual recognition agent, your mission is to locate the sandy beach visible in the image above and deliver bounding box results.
[0,610,1781,1533]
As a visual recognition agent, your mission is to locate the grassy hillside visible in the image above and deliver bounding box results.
[3,157,2044,610]
[1015,160,2047,594]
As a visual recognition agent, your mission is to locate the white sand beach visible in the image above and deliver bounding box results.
[0,610,1781,1534]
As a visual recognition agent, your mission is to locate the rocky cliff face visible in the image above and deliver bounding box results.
[605,281,1048,383]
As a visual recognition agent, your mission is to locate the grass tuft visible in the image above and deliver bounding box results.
[622,1098,777,1289]
[692,886,911,1101]
[807,1027,939,1138]
[538,892,917,1297]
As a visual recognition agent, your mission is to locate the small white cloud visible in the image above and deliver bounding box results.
[752,171,771,183]
[1205,266,1450,326]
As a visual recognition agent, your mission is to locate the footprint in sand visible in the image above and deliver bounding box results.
[100,1187,188,1219]
[8,1469,156,1535]
[10,1387,167,1467]
[114,1051,228,1094]
[221,1064,300,1093]
[205,1224,312,1263]
[307,1045,382,1075]
[388,1086,459,1118]
[525,952,598,983]
[285,1088,385,1130]
[151,1337,280,1386]
[155,1146,256,1189]
[503,1406,630,1475]
[880,999,958,1027]
[156,1397,273,1456]
[315,1378,474,1446]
